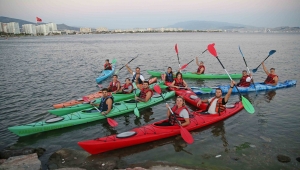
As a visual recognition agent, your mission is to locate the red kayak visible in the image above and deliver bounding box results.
[78,101,243,154]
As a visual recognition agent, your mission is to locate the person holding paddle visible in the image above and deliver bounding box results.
[90,88,114,115]
[104,59,112,70]
[107,75,121,93]
[171,72,188,89]
[195,57,205,74]
[197,80,235,114]
[156,96,191,127]
[125,65,145,85]
[135,81,153,102]
[262,62,278,86]
[237,70,252,87]
[120,78,133,94]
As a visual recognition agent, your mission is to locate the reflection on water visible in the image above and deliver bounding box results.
[210,122,229,153]
[264,90,276,103]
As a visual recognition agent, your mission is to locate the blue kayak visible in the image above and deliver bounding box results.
[191,80,297,94]
[95,59,117,83]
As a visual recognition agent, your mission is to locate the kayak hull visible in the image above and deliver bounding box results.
[96,61,116,83]
[191,80,297,94]
[147,70,242,79]
[8,91,175,137]
[78,101,243,154]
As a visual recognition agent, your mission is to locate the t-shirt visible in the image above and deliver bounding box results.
[207,98,226,114]
[132,72,145,81]
[123,85,133,92]
[179,109,189,118]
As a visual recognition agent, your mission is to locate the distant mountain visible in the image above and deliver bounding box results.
[166,20,257,30]
[0,16,80,31]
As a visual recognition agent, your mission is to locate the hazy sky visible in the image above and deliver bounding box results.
[1,0,299,29]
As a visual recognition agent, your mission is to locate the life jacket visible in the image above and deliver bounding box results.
[122,83,133,94]
[174,78,184,87]
[98,96,114,112]
[104,63,112,70]
[165,72,174,82]
[169,105,191,125]
[132,73,143,84]
[139,88,153,99]
[238,75,251,87]
[108,81,120,92]
[208,97,226,114]
[197,65,205,74]
[264,74,278,84]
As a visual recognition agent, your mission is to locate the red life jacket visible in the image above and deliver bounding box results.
[139,88,153,99]
[169,105,191,125]
[264,74,278,84]
[174,78,184,87]
[104,63,112,70]
[122,83,133,94]
[238,75,251,87]
[197,65,205,74]
[109,81,120,92]
[209,97,226,113]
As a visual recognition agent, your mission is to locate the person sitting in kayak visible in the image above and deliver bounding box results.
[135,81,153,102]
[171,72,188,89]
[90,88,113,115]
[125,64,145,85]
[262,62,278,86]
[162,67,175,83]
[156,96,191,127]
[104,59,112,70]
[107,75,121,93]
[237,70,252,87]
[120,78,133,94]
[196,81,235,115]
[195,57,205,74]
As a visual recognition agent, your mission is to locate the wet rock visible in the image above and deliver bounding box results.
[0,153,41,170]
[296,157,300,162]
[277,154,291,163]
[0,147,46,159]
[0,159,6,165]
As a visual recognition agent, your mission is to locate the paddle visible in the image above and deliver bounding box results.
[201,49,208,54]
[207,43,255,114]
[238,46,258,95]
[180,59,194,71]
[132,83,140,117]
[115,55,139,74]
[175,44,181,72]
[153,85,194,144]
[252,50,276,73]
[100,59,117,73]
[82,96,118,127]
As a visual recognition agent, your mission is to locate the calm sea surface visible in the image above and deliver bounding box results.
[0,33,300,169]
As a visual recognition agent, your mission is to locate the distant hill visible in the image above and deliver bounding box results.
[0,16,80,31]
[166,20,257,30]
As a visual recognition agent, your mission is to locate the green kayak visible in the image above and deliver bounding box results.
[147,70,242,79]
[8,91,175,137]
[48,82,168,116]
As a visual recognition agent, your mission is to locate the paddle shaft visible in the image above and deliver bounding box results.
[201,49,207,54]
[239,46,257,92]
[159,93,183,126]
[254,55,272,70]
[117,55,139,72]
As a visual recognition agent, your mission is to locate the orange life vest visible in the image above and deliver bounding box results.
[209,97,226,113]
[169,105,191,125]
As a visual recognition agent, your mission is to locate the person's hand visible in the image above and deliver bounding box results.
[197,100,202,107]
[261,61,264,65]
[135,96,139,100]
[165,103,170,108]
[101,112,107,115]
[231,80,236,87]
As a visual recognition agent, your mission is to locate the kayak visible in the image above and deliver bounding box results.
[191,80,297,94]
[52,77,158,109]
[147,70,242,79]
[8,91,175,137]
[96,59,117,83]
[77,101,244,154]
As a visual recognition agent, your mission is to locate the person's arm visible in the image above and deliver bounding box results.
[166,103,171,118]
[195,57,200,66]
[262,62,269,75]
[125,64,133,74]
[224,81,235,103]
[271,76,279,86]
[171,80,177,88]
[115,82,121,92]
[179,109,190,126]
[102,98,112,115]
[198,67,204,74]
[197,99,208,106]
[183,80,188,88]
[136,91,152,102]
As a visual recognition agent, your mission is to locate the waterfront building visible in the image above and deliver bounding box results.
[80,28,91,33]
[96,27,108,32]
[47,22,58,31]
[36,24,50,35]
[7,22,20,34]
[22,24,37,35]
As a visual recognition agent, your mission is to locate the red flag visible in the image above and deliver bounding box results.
[36,17,42,22]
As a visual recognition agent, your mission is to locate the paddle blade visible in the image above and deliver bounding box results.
[153,85,162,94]
[180,126,194,144]
[112,59,117,64]
[252,68,258,73]
[269,50,276,56]
[207,43,217,57]
[241,96,255,114]
[175,44,178,54]
[134,107,140,117]
[180,63,188,70]
[107,118,118,127]
[82,96,90,102]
